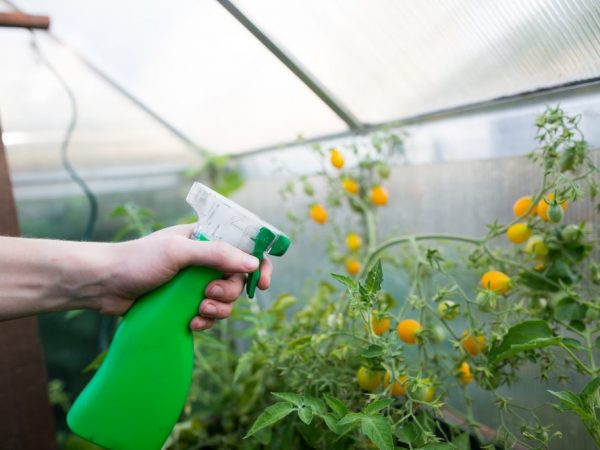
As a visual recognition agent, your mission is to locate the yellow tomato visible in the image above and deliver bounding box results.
[461,331,486,356]
[342,177,360,195]
[457,361,474,385]
[480,271,511,295]
[397,319,422,344]
[506,223,532,244]
[309,204,327,224]
[346,233,362,251]
[537,193,567,222]
[330,148,344,169]
[345,258,361,276]
[357,366,381,392]
[371,314,390,336]
[513,195,536,217]
[383,371,409,397]
[370,186,388,206]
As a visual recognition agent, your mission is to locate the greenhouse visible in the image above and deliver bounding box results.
[1,1,600,449]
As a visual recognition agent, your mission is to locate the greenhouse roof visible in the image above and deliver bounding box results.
[1,0,600,164]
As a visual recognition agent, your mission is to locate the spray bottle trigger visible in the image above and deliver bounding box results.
[246,267,261,298]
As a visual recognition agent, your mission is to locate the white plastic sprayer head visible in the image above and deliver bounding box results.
[185,182,290,256]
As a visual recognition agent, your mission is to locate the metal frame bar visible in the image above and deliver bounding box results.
[233,76,600,158]
[217,0,363,131]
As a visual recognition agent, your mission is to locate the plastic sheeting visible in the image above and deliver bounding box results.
[3,0,600,159]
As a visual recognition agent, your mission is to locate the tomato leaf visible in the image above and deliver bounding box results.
[361,415,394,450]
[548,390,590,419]
[580,377,600,407]
[245,402,296,438]
[233,352,254,384]
[395,422,420,444]
[331,273,358,291]
[303,396,326,415]
[488,320,562,364]
[418,444,454,450]
[361,344,385,359]
[554,296,587,321]
[452,431,471,450]
[363,398,393,415]
[337,413,364,428]
[298,405,314,425]
[359,260,384,300]
[272,392,303,407]
[324,394,348,419]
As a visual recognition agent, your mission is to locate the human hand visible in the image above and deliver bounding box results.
[97,224,272,330]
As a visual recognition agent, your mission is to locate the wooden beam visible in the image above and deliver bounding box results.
[0,125,57,448]
[0,12,50,29]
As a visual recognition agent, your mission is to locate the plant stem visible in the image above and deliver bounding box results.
[363,234,482,273]
[560,343,594,375]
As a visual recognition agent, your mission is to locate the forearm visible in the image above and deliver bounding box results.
[0,236,116,320]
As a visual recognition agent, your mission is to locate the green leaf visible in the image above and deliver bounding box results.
[554,297,588,321]
[295,422,321,447]
[580,377,600,405]
[361,415,394,450]
[359,260,384,300]
[324,394,348,419]
[570,320,586,332]
[303,396,326,415]
[452,432,471,450]
[363,399,393,415]
[270,294,297,313]
[82,351,107,373]
[331,273,358,291]
[361,344,385,359]
[418,444,454,450]
[488,320,562,364]
[233,352,254,384]
[548,390,589,418]
[365,260,384,292]
[337,413,364,428]
[244,402,296,438]
[518,271,560,292]
[298,406,314,425]
[323,413,341,433]
[272,392,303,407]
[562,337,584,350]
[395,422,420,444]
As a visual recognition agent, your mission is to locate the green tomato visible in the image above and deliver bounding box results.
[559,147,576,172]
[548,204,564,223]
[437,300,459,320]
[525,236,549,257]
[561,224,582,243]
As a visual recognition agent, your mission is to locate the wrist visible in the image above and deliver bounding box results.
[55,241,121,313]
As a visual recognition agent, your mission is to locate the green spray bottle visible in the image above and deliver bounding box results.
[67,182,291,450]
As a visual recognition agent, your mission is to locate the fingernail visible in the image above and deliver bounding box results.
[209,285,224,298]
[244,255,259,270]
[204,303,217,315]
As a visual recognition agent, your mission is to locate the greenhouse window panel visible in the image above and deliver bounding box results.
[234,0,600,125]
[8,0,347,154]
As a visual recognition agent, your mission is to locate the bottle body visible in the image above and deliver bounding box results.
[67,265,222,450]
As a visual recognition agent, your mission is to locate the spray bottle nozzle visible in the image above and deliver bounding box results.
[186,182,291,297]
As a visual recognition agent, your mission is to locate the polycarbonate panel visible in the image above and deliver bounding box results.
[0,26,198,175]
[11,0,347,154]
[235,0,600,124]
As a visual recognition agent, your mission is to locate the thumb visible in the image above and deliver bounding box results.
[172,236,259,274]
